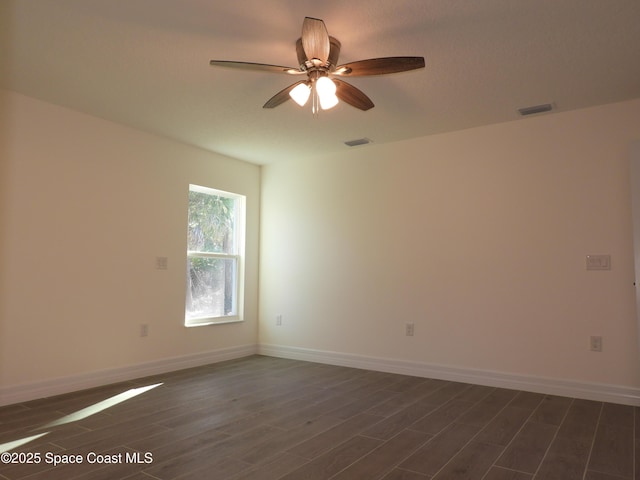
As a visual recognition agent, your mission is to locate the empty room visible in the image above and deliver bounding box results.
[1,1,640,479]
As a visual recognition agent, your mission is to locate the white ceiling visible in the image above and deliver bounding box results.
[2,0,640,165]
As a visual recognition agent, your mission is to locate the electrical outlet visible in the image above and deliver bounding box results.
[405,323,414,336]
[586,255,611,271]
[276,314,283,326]
[590,335,602,352]
[140,324,149,337]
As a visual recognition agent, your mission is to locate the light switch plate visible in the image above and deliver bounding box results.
[586,254,611,271]
[155,256,168,270]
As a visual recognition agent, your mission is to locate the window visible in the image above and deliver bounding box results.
[185,185,245,326]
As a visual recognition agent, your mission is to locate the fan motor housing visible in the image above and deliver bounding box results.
[297,36,341,71]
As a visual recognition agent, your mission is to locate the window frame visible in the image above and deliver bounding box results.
[185,184,246,327]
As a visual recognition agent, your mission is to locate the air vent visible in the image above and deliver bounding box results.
[517,103,554,116]
[344,137,372,147]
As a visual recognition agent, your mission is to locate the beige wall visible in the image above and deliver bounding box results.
[259,99,640,390]
[0,90,261,390]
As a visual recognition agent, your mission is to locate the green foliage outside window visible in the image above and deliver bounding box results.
[186,188,238,320]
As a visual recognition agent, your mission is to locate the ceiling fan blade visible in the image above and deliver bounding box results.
[296,38,307,66]
[301,17,330,63]
[333,79,375,111]
[328,37,341,67]
[210,60,303,75]
[263,80,307,108]
[334,57,425,76]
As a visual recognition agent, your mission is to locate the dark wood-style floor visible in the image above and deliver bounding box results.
[0,355,637,480]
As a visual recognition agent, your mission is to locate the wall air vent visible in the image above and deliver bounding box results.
[344,137,372,147]
[517,103,554,117]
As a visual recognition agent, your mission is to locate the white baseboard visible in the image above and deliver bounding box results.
[0,344,258,407]
[258,344,640,407]
[3,343,638,407]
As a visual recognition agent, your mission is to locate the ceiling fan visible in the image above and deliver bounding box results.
[210,17,425,112]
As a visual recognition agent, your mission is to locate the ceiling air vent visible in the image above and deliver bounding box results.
[344,137,372,147]
[517,103,554,117]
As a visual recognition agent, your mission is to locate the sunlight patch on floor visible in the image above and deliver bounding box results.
[41,383,163,428]
[0,432,49,453]
[0,383,163,453]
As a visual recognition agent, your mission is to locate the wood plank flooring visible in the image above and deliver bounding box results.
[0,355,636,480]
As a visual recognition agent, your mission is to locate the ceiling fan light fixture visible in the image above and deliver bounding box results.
[316,76,338,110]
[319,93,339,110]
[316,76,336,97]
[289,82,311,106]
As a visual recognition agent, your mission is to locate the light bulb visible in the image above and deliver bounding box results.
[319,93,339,110]
[316,76,339,110]
[289,83,311,106]
[316,76,336,97]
